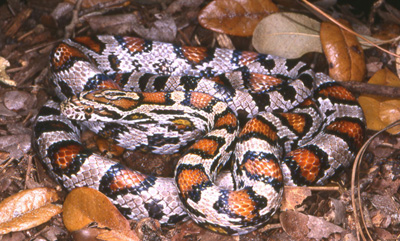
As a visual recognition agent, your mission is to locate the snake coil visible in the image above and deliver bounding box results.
[34,35,365,235]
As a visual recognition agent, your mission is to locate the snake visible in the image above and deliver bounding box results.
[33,35,365,235]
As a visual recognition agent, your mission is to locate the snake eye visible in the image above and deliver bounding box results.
[84,106,93,114]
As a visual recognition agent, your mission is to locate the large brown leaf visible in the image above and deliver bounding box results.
[320,20,366,81]
[0,188,61,234]
[198,0,278,37]
[62,187,137,239]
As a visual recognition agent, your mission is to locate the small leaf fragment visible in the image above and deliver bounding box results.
[0,188,61,235]
[198,0,279,37]
[96,137,125,157]
[379,99,400,133]
[281,186,312,211]
[368,67,400,86]
[253,13,321,58]
[320,20,366,81]
[396,42,400,78]
[0,57,16,87]
[63,187,133,237]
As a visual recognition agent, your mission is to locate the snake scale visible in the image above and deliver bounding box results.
[33,35,365,235]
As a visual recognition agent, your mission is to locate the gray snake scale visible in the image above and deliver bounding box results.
[33,35,365,235]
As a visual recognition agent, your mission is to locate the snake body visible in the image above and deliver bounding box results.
[34,35,365,235]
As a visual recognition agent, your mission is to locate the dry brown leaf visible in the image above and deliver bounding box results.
[280,186,312,211]
[198,0,279,37]
[358,68,400,133]
[320,20,366,82]
[63,187,135,239]
[306,213,344,239]
[0,188,61,235]
[280,210,344,239]
[280,210,309,239]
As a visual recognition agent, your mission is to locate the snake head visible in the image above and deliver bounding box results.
[60,89,141,122]
[60,95,96,121]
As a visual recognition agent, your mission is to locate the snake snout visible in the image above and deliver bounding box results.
[70,95,83,106]
[60,96,88,120]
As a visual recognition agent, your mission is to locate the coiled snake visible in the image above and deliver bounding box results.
[33,35,365,235]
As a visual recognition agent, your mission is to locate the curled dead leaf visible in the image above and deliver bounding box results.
[198,0,278,37]
[63,187,136,239]
[0,188,61,235]
[320,20,366,82]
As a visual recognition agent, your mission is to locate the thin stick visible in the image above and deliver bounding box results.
[306,186,340,191]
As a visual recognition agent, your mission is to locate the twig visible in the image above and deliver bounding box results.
[65,0,83,38]
[24,39,61,54]
[368,0,385,26]
[0,156,14,173]
[339,81,400,98]
[24,155,32,190]
[306,186,340,192]
[259,223,282,233]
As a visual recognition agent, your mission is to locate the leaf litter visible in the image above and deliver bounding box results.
[0,0,399,240]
